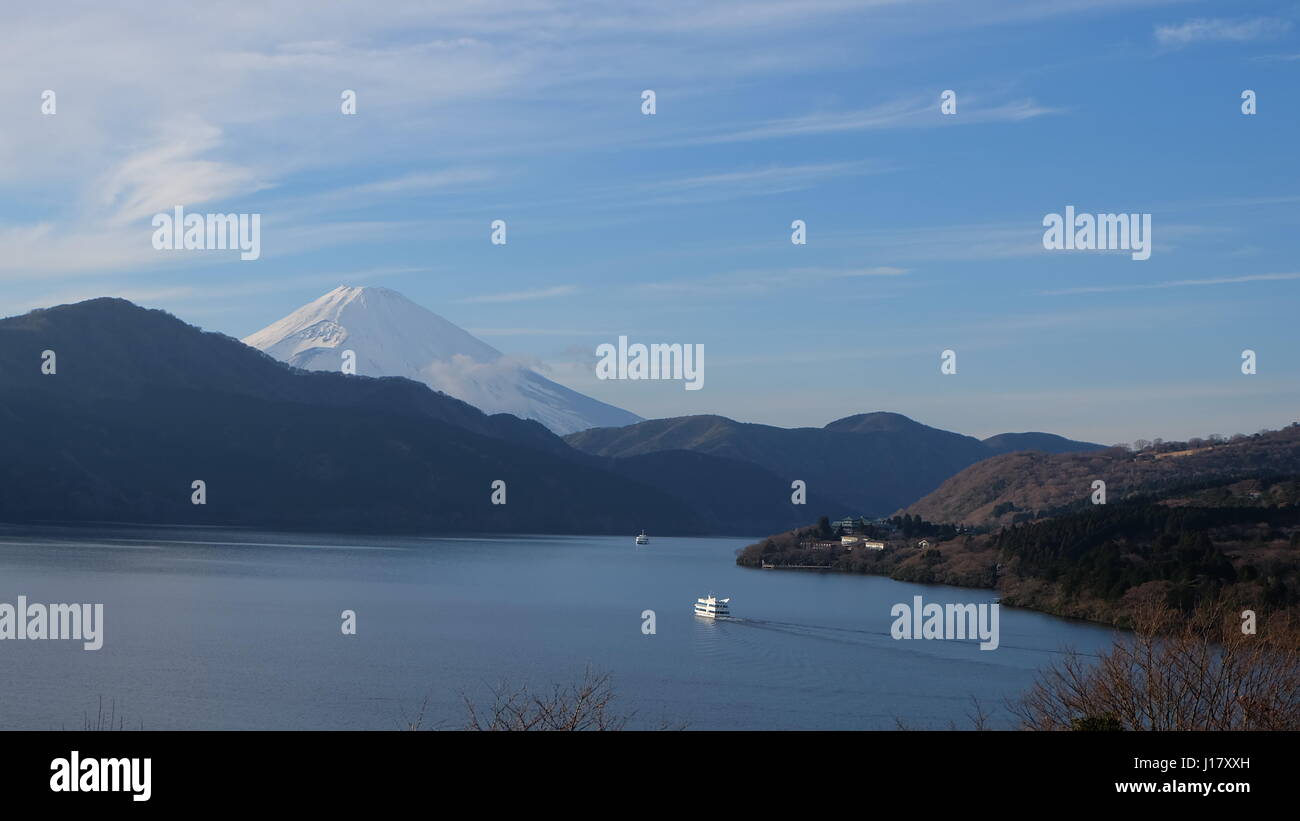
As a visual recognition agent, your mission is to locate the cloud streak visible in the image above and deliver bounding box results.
[681,96,1060,145]
[458,285,580,304]
[1155,17,1291,47]
[1038,272,1300,296]
[639,266,908,297]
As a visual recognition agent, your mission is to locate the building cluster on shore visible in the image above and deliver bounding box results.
[797,515,897,552]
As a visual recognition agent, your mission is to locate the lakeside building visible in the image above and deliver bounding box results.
[801,539,843,550]
[842,536,886,550]
[831,516,869,533]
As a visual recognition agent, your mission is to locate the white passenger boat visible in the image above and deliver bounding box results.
[693,595,730,618]
[635,530,649,545]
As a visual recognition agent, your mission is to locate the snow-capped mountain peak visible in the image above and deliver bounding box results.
[243,286,641,435]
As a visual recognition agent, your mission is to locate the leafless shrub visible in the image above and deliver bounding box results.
[67,696,141,731]
[461,667,630,731]
[404,668,685,731]
[962,695,994,730]
[1013,601,1300,730]
[895,695,995,730]
[400,694,450,731]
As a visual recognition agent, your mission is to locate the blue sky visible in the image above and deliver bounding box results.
[2,0,1298,443]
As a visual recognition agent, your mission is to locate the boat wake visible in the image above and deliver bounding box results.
[714,616,889,649]
[718,616,1091,656]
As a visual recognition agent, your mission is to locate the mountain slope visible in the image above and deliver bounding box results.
[0,298,824,535]
[600,449,853,535]
[243,286,641,435]
[0,299,697,533]
[565,412,1102,515]
[905,426,1300,527]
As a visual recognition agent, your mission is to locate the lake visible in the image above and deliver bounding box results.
[0,524,1117,730]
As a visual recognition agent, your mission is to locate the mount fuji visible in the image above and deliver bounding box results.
[243,286,642,434]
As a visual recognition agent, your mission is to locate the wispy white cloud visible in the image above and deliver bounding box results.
[457,285,580,304]
[816,223,1046,262]
[0,0,1153,282]
[4,267,428,317]
[467,328,587,337]
[1155,17,1290,47]
[88,118,270,227]
[0,117,274,280]
[640,266,907,297]
[327,169,498,201]
[807,219,1216,263]
[640,160,891,204]
[0,222,162,280]
[682,96,1059,145]
[1038,272,1300,296]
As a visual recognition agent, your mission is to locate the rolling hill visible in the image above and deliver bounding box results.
[565,411,1103,515]
[904,426,1300,527]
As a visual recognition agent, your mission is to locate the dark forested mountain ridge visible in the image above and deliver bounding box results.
[565,411,1103,515]
[0,299,803,534]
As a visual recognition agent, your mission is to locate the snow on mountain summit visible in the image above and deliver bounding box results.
[243,286,642,435]
[244,286,501,372]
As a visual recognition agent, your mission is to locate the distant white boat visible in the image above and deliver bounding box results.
[694,594,730,618]
[635,530,649,545]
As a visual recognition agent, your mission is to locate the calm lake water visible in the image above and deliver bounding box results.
[0,524,1117,730]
